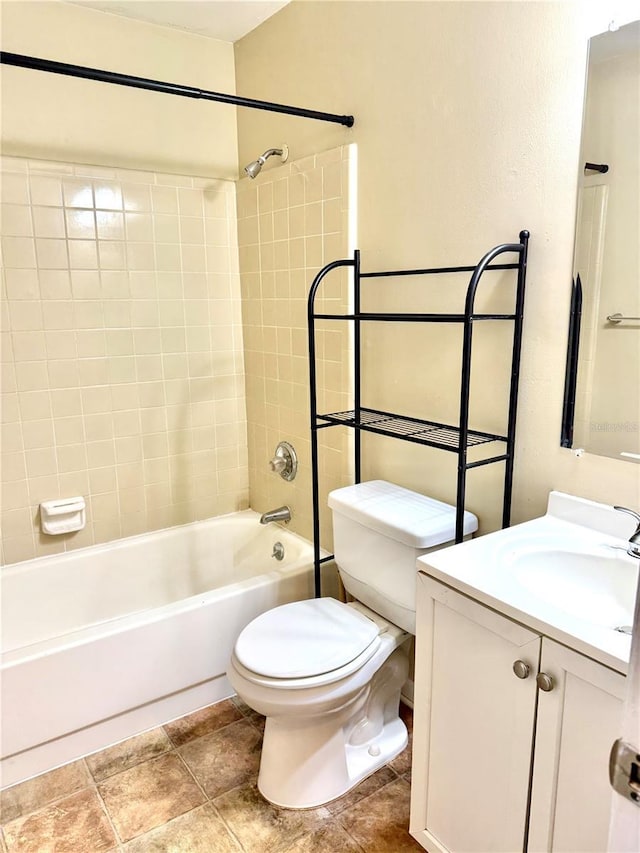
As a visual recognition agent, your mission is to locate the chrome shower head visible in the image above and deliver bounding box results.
[244,144,289,179]
[244,159,264,179]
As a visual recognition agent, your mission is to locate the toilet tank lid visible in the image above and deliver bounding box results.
[328,480,478,548]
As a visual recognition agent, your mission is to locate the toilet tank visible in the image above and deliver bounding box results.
[328,480,478,634]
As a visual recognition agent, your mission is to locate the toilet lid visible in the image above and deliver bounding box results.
[234,598,381,679]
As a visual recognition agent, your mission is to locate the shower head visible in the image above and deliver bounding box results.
[244,144,289,179]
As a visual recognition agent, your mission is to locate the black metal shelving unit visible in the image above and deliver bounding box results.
[307,230,530,597]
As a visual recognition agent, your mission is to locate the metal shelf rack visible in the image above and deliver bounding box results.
[308,230,530,597]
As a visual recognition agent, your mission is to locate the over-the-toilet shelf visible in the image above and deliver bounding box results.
[307,231,530,596]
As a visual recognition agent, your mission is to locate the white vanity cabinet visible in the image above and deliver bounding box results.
[528,638,626,853]
[410,573,626,853]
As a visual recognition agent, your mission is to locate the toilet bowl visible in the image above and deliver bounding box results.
[227,597,409,808]
[228,480,478,809]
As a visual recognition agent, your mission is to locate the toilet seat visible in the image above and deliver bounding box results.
[233,598,383,688]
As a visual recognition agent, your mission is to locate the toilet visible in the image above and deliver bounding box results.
[227,480,478,809]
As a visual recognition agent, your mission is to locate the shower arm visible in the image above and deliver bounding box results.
[258,148,283,164]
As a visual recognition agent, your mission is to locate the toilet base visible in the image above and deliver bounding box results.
[258,715,408,810]
[256,646,409,809]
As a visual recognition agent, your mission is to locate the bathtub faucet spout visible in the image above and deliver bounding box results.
[260,506,291,525]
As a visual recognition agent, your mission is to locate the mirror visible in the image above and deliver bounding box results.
[561,19,640,462]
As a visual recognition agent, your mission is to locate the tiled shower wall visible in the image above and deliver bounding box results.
[237,145,354,548]
[1,157,247,565]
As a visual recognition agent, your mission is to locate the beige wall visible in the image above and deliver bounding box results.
[235,0,639,528]
[1,1,238,178]
[237,145,354,547]
[1,155,247,564]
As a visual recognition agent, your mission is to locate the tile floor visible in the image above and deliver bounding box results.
[0,697,422,852]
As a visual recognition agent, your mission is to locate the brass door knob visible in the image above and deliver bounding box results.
[512,660,530,679]
[536,672,554,692]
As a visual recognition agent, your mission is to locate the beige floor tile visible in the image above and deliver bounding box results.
[243,709,266,734]
[0,760,91,824]
[337,778,422,853]
[230,695,252,715]
[1,696,416,852]
[399,703,414,733]
[98,753,205,843]
[283,821,363,852]
[389,703,414,776]
[388,735,412,777]
[214,783,331,853]
[178,719,262,799]
[326,766,397,816]
[122,803,241,852]
[86,728,172,782]
[231,696,266,733]
[2,789,117,853]
[164,699,244,747]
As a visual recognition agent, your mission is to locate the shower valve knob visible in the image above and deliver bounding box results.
[268,441,298,481]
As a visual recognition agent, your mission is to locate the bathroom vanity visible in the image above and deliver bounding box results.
[409,492,637,853]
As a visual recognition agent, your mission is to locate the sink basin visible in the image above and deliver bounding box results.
[417,491,640,672]
[508,548,638,630]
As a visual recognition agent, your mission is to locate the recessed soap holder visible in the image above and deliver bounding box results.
[269,441,298,481]
[40,496,86,535]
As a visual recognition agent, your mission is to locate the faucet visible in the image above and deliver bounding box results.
[614,506,640,558]
[260,506,291,525]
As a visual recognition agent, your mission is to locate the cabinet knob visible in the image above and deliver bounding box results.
[536,672,554,692]
[512,660,530,679]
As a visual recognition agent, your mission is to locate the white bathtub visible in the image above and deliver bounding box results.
[0,510,315,788]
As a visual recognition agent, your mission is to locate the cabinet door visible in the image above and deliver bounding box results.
[528,638,625,853]
[410,574,541,853]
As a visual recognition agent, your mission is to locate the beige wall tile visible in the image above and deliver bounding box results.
[29,175,63,207]
[1,157,247,565]
[2,204,33,237]
[238,147,353,544]
[3,236,37,268]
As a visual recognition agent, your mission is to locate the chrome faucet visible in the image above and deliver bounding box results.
[614,506,640,558]
[260,505,291,525]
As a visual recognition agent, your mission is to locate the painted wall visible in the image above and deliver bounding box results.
[0,1,238,178]
[235,0,639,529]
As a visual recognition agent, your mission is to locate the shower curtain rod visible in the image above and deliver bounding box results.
[0,51,355,128]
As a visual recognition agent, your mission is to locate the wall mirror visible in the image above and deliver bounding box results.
[561,18,639,462]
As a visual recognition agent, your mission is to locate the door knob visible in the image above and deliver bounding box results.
[512,660,530,679]
[536,672,554,692]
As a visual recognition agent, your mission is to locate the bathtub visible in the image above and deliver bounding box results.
[0,510,315,788]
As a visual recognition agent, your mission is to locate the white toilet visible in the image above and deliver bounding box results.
[227,480,478,809]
